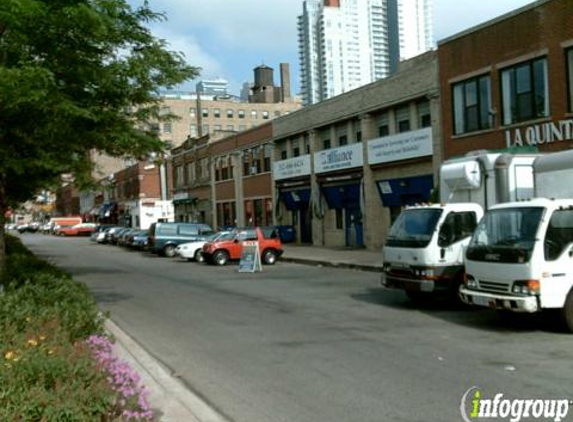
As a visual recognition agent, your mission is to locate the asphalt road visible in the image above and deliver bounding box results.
[20,234,573,422]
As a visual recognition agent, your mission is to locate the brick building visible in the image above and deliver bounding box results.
[438,0,573,159]
[170,123,274,229]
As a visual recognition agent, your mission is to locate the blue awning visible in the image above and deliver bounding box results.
[280,188,311,211]
[376,175,433,207]
[321,184,360,209]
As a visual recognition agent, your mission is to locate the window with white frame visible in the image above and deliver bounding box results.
[501,57,549,125]
[262,111,269,120]
[566,48,573,112]
[251,110,258,119]
[189,107,196,117]
[163,122,172,133]
[227,109,234,118]
[238,109,246,119]
[213,108,220,118]
[190,124,197,137]
[452,75,492,134]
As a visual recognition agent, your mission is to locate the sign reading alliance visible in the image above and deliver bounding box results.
[367,127,433,165]
[273,155,311,180]
[314,143,363,174]
[505,119,573,148]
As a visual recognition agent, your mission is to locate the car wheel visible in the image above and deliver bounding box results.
[262,249,277,265]
[213,250,229,266]
[163,244,177,258]
[194,249,205,263]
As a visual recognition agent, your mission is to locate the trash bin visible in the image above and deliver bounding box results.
[276,225,296,243]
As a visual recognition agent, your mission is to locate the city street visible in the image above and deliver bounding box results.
[21,234,573,422]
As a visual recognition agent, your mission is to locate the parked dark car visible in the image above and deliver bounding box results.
[148,222,213,257]
[130,230,149,250]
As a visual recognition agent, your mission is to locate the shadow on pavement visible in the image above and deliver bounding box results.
[351,287,568,335]
[66,266,129,276]
[90,289,133,304]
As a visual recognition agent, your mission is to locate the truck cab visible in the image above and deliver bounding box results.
[382,203,482,302]
[460,149,573,331]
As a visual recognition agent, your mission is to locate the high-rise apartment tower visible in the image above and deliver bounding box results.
[298,0,433,105]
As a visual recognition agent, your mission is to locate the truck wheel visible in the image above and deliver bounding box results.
[262,249,277,265]
[213,250,229,266]
[163,244,176,258]
[561,289,573,332]
[194,249,204,263]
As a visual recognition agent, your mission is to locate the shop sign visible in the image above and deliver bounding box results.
[505,119,573,148]
[314,143,363,174]
[172,192,190,201]
[273,155,311,180]
[367,127,433,165]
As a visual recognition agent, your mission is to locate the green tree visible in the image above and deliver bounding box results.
[0,0,199,278]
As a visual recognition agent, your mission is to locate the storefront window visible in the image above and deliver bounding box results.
[254,199,264,226]
[453,75,491,134]
[501,57,548,125]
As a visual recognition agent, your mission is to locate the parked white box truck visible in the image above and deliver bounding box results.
[381,151,539,303]
[460,149,573,331]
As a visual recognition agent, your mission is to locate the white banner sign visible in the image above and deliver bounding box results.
[172,192,190,201]
[273,155,311,180]
[314,143,363,174]
[367,127,433,165]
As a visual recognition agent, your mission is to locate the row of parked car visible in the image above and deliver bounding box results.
[90,222,284,266]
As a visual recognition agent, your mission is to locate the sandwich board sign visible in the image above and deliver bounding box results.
[238,241,262,273]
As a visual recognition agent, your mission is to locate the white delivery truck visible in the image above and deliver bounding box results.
[381,151,539,303]
[460,149,573,331]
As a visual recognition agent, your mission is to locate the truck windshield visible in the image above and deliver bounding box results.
[467,207,544,263]
[385,209,443,248]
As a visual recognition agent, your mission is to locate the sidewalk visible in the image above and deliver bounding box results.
[281,243,384,272]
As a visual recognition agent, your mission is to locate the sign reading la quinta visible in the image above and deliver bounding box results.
[505,119,573,148]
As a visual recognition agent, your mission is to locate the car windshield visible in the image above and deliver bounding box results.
[385,208,443,248]
[467,207,544,263]
[210,231,233,241]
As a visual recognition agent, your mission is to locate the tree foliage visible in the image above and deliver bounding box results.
[0,0,199,274]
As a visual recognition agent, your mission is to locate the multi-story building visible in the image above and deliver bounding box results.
[170,123,274,229]
[438,0,573,159]
[298,0,433,105]
[158,65,301,148]
[273,51,440,249]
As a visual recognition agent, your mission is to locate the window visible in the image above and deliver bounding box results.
[545,209,573,261]
[293,147,300,157]
[417,101,431,128]
[251,110,258,119]
[175,166,184,188]
[190,124,197,137]
[187,163,195,184]
[264,144,272,172]
[214,124,221,131]
[179,225,199,236]
[395,106,411,133]
[238,110,246,119]
[356,131,362,142]
[438,212,478,247]
[378,112,389,136]
[281,150,288,160]
[227,109,234,118]
[239,125,247,131]
[202,124,209,134]
[274,111,281,117]
[213,108,220,118]
[453,75,492,134]
[339,135,348,146]
[189,107,196,117]
[227,125,234,131]
[567,48,573,112]
[201,108,209,118]
[243,150,250,176]
[262,111,269,120]
[163,122,172,133]
[323,139,331,150]
[501,57,549,125]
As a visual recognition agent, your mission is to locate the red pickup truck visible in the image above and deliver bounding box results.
[202,227,283,266]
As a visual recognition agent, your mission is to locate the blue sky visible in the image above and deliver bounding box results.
[130,0,535,95]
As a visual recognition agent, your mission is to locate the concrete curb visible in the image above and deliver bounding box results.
[106,319,229,422]
[281,257,384,273]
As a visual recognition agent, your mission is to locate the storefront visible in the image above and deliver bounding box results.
[273,155,313,244]
[314,143,364,247]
